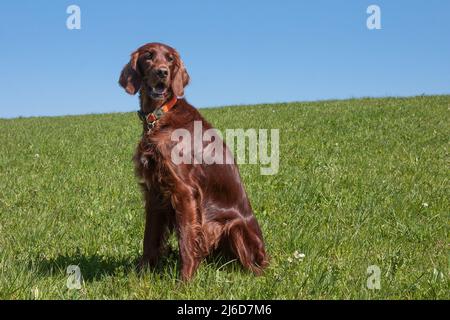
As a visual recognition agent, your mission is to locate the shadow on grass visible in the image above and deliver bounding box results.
[36,253,136,282]
[35,248,244,283]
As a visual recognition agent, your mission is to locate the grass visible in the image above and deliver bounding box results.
[0,95,449,299]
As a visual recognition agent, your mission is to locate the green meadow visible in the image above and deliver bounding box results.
[0,95,449,299]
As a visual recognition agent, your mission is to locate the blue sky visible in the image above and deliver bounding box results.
[0,0,449,118]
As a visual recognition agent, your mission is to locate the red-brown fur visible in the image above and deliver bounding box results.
[119,43,268,281]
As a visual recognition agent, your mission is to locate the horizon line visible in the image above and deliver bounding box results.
[1,93,449,120]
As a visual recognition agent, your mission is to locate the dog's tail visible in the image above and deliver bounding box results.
[225,215,268,275]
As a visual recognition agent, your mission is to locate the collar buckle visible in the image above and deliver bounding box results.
[137,96,178,132]
[146,113,157,123]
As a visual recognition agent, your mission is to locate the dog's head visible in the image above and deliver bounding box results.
[119,43,190,100]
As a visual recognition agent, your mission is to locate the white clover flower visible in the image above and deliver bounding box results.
[422,202,429,208]
[293,250,305,260]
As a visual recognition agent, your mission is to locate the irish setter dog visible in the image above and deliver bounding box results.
[119,42,268,281]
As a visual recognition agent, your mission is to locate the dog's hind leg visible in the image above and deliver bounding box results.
[225,216,268,275]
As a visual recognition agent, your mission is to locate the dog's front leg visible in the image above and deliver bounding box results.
[138,191,170,270]
[172,194,204,281]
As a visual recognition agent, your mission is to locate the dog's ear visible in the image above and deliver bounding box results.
[172,55,190,98]
[119,51,141,95]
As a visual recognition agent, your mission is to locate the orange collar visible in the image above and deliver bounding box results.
[160,95,178,113]
[137,96,178,131]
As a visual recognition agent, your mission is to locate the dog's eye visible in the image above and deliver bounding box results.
[144,52,153,60]
[167,55,174,63]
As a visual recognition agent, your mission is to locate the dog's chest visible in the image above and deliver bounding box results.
[135,138,173,195]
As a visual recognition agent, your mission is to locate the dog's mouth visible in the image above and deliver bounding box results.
[148,82,169,100]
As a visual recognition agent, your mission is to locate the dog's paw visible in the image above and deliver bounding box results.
[135,256,156,273]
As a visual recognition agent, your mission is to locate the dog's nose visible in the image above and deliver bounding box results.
[155,67,169,79]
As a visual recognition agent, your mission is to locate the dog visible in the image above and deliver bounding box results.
[119,42,268,281]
